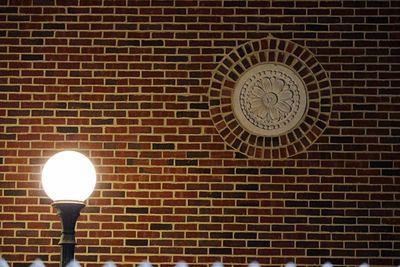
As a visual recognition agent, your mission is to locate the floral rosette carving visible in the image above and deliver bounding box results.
[240,70,301,131]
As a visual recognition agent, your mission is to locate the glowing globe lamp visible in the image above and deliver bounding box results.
[42,150,96,202]
[41,151,96,267]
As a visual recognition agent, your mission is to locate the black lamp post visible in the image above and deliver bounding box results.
[41,151,96,267]
[53,201,86,267]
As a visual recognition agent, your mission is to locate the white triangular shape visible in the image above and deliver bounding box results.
[211,262,224,267]
[0,258,9,267]
[138,261,153,267]
[175,261,188,267]
[65,260,81,267]
[103,261,116,267]
[248,261,260,267]
[29,259,46,267]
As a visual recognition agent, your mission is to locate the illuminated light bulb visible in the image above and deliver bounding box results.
[41,151,96,202]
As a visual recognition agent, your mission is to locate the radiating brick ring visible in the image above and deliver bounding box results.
[209,37,331,159]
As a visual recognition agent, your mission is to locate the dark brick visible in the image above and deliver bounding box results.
[370,161,393,168]
[235,168,259,175]
[0,85,20,92]
[92,119,114,125]
[119,40,140,46]
[188,167,210,174]
[235,184,259,191]
[223,192,246,198]
[310,201,333,208]
[223,240,246,247]
[260,168,283,175]
[68,102,91,109]
[223,1,246,7]
[56,127,79,133]
[286,200,308,208]
[142,40,164,46]
[175,159,198,166]
[190,103,209,109]
[4,190,26,196]
[152,143,175,150]
[209,248,232,255]
[126,207,149,214]
[186,151,209,158]
[56,15,78,22]
[366,16,388,24]
[382,169,400,176]
[32,31,54,37]
[150,223,172,230]
[8,15,30,22]
[272,1,294,7]
[125,239,148,246]
[43,23,66,29]
[307,249,330,256]
[166,55,188,62]
[21,54,43,61]
[34,0,55,5]
[32,110,54,116]
[176,111,198,118]
[199,191,221,198]
[106,47,128,54]
[248,240,270,247]
[211,232,233,239]
[333,217,357,224]
[0,7,18,13]
[306,24,329,31]
[330,136,354,143]
[185,248,207,254]
[234,232,257,239]
[237,200,259,207]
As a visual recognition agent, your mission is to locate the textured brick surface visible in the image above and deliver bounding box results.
[0,1,400,267]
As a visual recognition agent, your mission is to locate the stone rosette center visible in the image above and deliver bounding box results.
[233,63,308,137]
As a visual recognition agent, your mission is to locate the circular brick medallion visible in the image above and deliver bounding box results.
[209,37,331,159]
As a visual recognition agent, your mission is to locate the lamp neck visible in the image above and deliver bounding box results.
[52,201,85,267]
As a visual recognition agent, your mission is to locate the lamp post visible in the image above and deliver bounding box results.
[41,151,96,267]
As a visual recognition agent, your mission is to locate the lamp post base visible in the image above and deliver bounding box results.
[52,201,85,267]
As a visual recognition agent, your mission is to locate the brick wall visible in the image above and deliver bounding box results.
[0,1,399,267]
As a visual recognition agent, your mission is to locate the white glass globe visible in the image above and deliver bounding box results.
[41,151,96,202]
